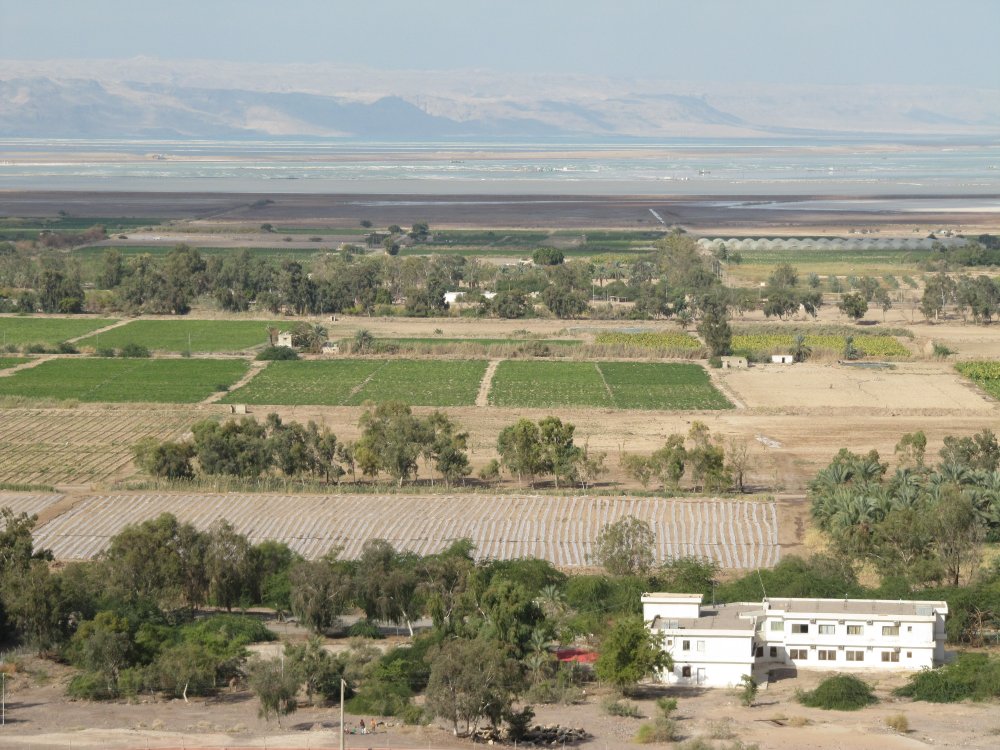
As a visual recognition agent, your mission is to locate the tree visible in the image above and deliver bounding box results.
[538,416,580,488]
[191,418,271,478]
[291,322,328,353]
[153,642,218,702]
[426,411,471,487]
[488,290,530,319]
[424,637,523,735]
[595,616,670,695]
[541,285,588,318]
[497,419,546,486]
[532,247,564,266]
[650,434,687,490]
[698,303,732,356]
[247,657,301,723]
[356,402,433,486]
[932,490,984,587]
[353,328,375,353]
[133,438,194,479]
[594,516,655,576]
[895,431,927,468]
[288,558,353,634]
[285,636,341,705]
[791,333,812,363]
[726,436,755,493]
[205,520,255,611]
[839,292,868,321]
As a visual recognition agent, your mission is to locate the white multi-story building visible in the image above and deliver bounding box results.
[642,592,948,688]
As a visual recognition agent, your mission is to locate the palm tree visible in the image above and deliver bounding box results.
[791,333,812,363]
[353,328,375,353]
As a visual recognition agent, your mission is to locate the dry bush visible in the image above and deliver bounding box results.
[885,714,909,733]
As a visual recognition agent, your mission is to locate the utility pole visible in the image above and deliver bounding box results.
[339,678,346,750]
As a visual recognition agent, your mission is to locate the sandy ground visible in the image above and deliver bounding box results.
[1,655,998,750]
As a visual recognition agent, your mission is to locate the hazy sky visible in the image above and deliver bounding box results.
[3,0,999,87]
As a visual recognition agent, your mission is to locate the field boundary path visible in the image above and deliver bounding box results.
[593,362,616,406]
[64,318,129,343]
[203,360,268,404]
[344,360,389,403]
[0,355,55,377]
[476,359,502,406]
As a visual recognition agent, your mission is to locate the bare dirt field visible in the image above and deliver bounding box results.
[1,655,998,750]
[720,361,994,412]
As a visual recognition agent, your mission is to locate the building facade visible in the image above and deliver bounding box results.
[642,593,948,688]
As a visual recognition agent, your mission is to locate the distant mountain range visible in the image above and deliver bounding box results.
[1,58,998,140]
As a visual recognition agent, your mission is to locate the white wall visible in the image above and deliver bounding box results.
[657,631,755,688]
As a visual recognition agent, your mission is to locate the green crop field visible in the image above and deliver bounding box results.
[0,358,248,403]
[731,332,910,358]
[488,360,730,410]
[375,337,581,347]
[0,317,118,348]
[222,359,488,406]
[74,245,322,260]
[76,320,280,353]
[593,331,703,353]
[0,357,28,370]
[956,362,1000,400]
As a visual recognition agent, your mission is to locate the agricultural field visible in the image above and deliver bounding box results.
[488,360,731,410]
[75,319,279,353]
[374,337,581,347]
[731,331,911,359]
[0,358,248,403]
[0,408,201,485]
[593,331,703,354]
[955,361,1000,400]
[222,358,487,406]
[31,492,780,569]
[74,245,322,260]
[0,317,117,348]
[0,356,28,370]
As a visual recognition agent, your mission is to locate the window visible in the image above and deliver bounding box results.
[907,626,912,632]
[681,666,692,677]
[846,651,865,662]
[682,640,691,651]
[882,625,900,636]
[881,651,900,663]
[818,650,836,661]
[906,652,912,659]
[696,640,705,652]
[818,624,835,635]
[789,648,807,660]
[666,639,673,646]
[770,621,784,632]
[791,623,809,634]
[847,625,863,635]
[769,647,777,658]
[755,646,763,657]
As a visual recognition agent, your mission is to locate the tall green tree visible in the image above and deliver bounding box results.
[594,516,655,576]
[595,616,670,695]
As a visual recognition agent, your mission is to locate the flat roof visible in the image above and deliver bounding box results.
[765,598,947,618]
[651,602,757,633]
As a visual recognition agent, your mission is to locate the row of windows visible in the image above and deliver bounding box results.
[784,648,908,662]
[771,622,904,636]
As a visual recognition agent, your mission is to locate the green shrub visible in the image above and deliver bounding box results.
[708,355,722,368]
[895,653,1000,702]
[399,701,428,725]
[256,345,299,361]
[56,341,79,354]
[602,696,641,717]
[67,671,116,700]
[635,718,677,743]
[797,674,877,711]
[95,346,117,357]
[347,619,383,639]
[24,343,48,354]
[119,342,151,358]
[932,342,954,359]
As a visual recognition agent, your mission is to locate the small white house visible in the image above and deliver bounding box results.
[643,593,948,688]
[276,331,293,348]
[771,354,795,364]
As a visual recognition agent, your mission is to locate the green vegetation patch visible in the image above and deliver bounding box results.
[73,245,322,260]
[222,359,486,406]
[797,674,877,711]
[221,360,383,405]
[346,359,487,406]
[738,247,933,267]
[731,325,911,359]
[76,319,280,353]
[489,360,730,410]
[376,337,581,347]
[0,357,29,370]
[593,331,702,352]
[955,361,1000,399]
[489,361,612,408]
[0,358,248,403]
[600,362,732,410]
[0,317,117,347]
[894,653,1000,702]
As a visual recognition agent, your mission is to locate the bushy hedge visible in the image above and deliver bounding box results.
[797,674,877,711]
[256,345,299,361]
[895,653,1000,702]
